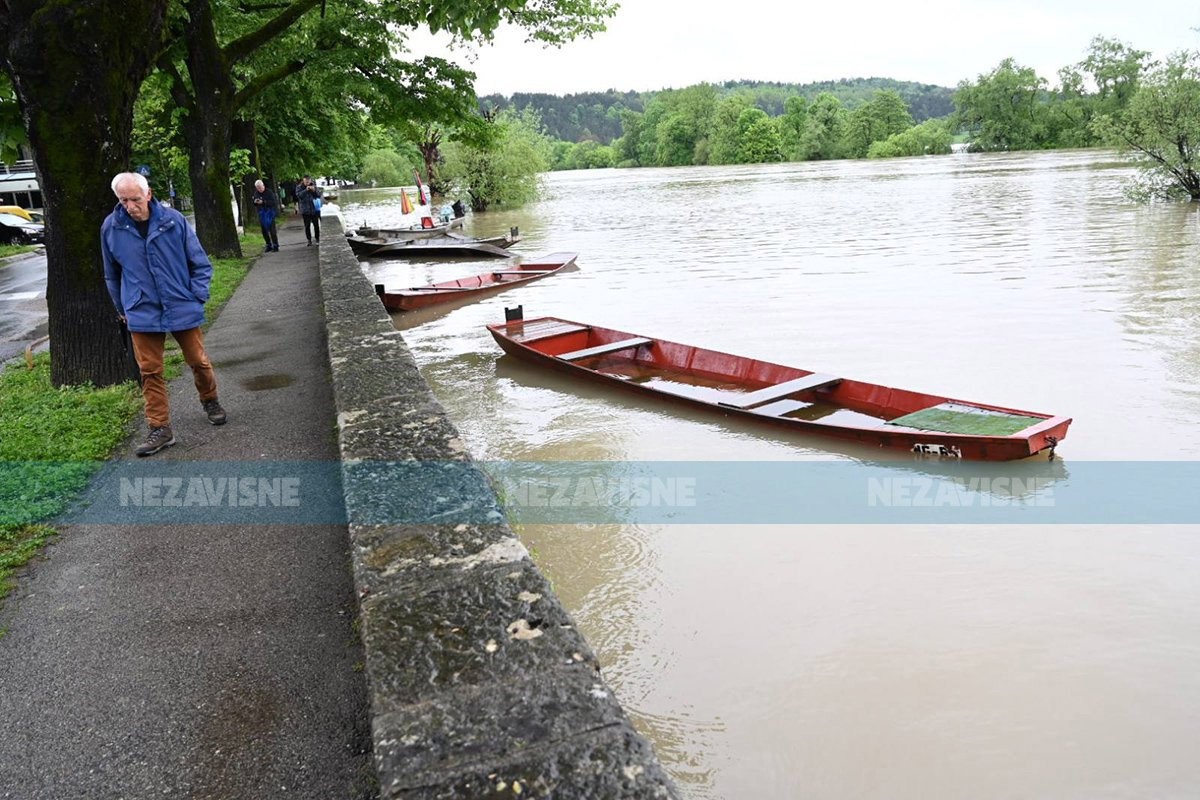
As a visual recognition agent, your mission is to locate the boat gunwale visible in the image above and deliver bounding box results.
[380,255,577,311]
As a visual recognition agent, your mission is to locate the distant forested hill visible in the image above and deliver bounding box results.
[479,78,954,144]
[477,91,644,144]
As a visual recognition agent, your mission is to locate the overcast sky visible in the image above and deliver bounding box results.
[411,0,1200,96]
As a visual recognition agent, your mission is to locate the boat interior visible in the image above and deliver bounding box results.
[499,319,1049,435]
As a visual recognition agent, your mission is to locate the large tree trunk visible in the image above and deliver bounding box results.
[2,1,169,387]
[180,0,241,258]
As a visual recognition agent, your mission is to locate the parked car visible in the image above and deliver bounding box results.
[0,211,45,245]
[0,205,33,221]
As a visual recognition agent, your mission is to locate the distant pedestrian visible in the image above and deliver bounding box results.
[101,171,228,457]
[295,175,322,246]
[252,179,280,252]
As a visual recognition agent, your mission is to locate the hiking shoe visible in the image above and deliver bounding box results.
[202,398,227,425]
[136,425,176,457]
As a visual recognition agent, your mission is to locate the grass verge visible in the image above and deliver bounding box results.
[0,234,258,602]
[0,244,38,264]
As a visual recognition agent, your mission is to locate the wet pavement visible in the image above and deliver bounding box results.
[0,248,47,363]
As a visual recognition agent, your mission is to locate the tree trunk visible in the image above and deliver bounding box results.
[420,133,443,194]
[2,1,169,387]
[180,0,241,258]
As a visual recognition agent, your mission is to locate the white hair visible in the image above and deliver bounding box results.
[111,172,150,196]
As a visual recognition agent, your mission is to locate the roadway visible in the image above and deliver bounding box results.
[0,248,48,363]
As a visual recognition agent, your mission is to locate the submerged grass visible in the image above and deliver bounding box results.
[0,234,257,602]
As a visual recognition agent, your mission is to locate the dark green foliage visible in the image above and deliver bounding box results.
[489,79,953,147]
[480,90,644,144]
[719,78,954,121]
[0,73,25,165]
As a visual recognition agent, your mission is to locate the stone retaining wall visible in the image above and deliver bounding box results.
[317,219,678,798]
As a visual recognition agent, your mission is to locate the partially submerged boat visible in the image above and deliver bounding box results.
[348,230,519,258]
[354,216,465,240]
[377,253,577,312]
[486,315,1072,460]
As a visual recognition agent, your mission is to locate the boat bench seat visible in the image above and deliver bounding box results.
[558,337,653,361]
[719,373,841,409]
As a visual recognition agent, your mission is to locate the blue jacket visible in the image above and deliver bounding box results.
[101,199,213,333]
[295,183,322,216]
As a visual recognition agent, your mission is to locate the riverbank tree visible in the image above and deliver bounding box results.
[1095,50,1200,200]
[843,90,914,159]
[867,119,953,158]
[439,109,550,211]
[952,58,1053,151]
[155,0,458,256]
[1,0,171,387]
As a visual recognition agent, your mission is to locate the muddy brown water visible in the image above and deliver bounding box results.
[342,151,1200,799]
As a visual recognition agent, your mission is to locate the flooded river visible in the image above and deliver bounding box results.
[343,151,1200,799]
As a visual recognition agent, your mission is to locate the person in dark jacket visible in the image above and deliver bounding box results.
[252,178,279,252]
[101,171,227,457]
[294,175,322,246]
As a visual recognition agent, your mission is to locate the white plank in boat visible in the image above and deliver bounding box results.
[558,337,653,361]
[718,373,841,409]
[508,319,590,343]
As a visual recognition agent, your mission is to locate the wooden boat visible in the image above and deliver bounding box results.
[377,253,577,312]
[354,215,465,239]
[348,230,519,258]
[486,316,1072,461]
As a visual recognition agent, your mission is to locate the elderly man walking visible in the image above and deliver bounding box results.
[101,171,227,457]
[252,178,280,252]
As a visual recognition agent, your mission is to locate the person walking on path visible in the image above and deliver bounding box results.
[101,171,227,457]
[252,178,280,252]
[295,175,322,246]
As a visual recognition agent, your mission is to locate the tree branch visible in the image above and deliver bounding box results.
[224,0,322,65]
[156,56,193,112]
[238,1,292,10]
[232,58,306,108]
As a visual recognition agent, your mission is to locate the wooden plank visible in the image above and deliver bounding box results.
[718,373,840,409]
[558,337,653,361]
[508,320,590,343]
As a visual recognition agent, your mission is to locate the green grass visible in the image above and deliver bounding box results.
[0,234,258,601]
[0,244,38,263]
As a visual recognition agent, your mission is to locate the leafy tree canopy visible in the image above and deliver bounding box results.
[1095,50,1200,199]
[440,108,551,211]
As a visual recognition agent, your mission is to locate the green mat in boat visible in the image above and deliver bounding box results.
[886,402,1042,436]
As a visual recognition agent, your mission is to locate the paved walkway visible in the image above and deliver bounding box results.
[0,220,375,799]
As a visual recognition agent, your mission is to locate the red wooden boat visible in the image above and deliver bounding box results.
[486,315,1072,461]
[377,253,577,312]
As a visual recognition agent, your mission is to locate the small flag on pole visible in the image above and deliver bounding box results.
[400,189,414,215]
[414,170,428,205]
